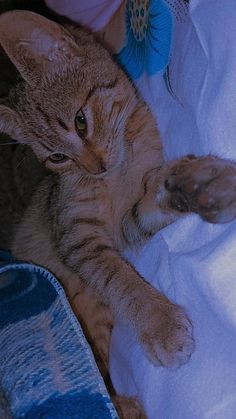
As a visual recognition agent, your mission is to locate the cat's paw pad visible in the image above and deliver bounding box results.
[165,156,236,223]
[139,302,195,369]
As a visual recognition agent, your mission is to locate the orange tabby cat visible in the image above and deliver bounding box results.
[1,10,236,418]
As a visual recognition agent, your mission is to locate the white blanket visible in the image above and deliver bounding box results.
[110,1,236,417]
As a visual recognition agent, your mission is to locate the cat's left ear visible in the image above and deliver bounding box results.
[0,10,80,86]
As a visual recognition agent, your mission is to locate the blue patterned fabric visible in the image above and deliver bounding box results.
[117,0,173,79]
[0,250,118,419]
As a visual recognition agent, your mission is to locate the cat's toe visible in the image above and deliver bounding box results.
[194,169,236,223]
[139,303,195,369]
[165,156,236,223]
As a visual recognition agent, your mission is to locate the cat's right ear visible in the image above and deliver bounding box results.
[0,10,80,86]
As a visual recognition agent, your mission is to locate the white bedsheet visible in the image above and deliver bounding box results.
[110,1,236,417]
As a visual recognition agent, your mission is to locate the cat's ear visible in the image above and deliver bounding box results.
[0,10,79,86]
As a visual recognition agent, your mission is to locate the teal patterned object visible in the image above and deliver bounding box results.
[117,0,173,79]
[0,250,118,419]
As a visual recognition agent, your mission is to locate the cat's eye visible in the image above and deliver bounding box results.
[75,109,87,136]
[49,153,68,163]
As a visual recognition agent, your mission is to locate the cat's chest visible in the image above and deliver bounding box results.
[70,183,111,219]
[67,174,138,230]
[106,167,144,224]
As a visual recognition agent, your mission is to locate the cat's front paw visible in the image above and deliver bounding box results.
[165,156,236,223]
[138,300,195,369]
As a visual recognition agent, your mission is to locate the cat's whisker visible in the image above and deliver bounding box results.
[0,141,20,146]
[119,91,137,118]
[117,79,149,128]
[116,78,152,134]
[115,91,138,131]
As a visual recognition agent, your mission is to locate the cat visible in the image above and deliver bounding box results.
[1,10,236,418]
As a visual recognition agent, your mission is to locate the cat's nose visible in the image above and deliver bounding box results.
[80,149,107,175]
[99,162,107,173]
[89,161,107,175]
[88,156,107,175]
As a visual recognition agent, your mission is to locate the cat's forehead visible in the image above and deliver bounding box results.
[87,75,137,117]
[32,65,123,107]
[22,59,136,142]
[88,84,129,113]
[37,69,133,117]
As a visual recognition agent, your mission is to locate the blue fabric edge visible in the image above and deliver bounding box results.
[0,262,118,419]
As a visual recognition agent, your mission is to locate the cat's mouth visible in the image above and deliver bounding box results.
[79,149,125,178]
[81,165,107,177]
[80,160,123,178]
[77,146,109,177]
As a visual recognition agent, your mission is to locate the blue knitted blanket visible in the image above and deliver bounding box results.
[0,250,118,419]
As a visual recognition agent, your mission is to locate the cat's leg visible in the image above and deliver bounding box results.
[61,281,146,419]
[69,285,113,378]
[73,293,146,418]
[57,240,194,370]
[67,285,145,418]
[122,155,236,245]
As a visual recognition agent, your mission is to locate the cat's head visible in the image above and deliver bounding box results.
[0,10,140,177]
